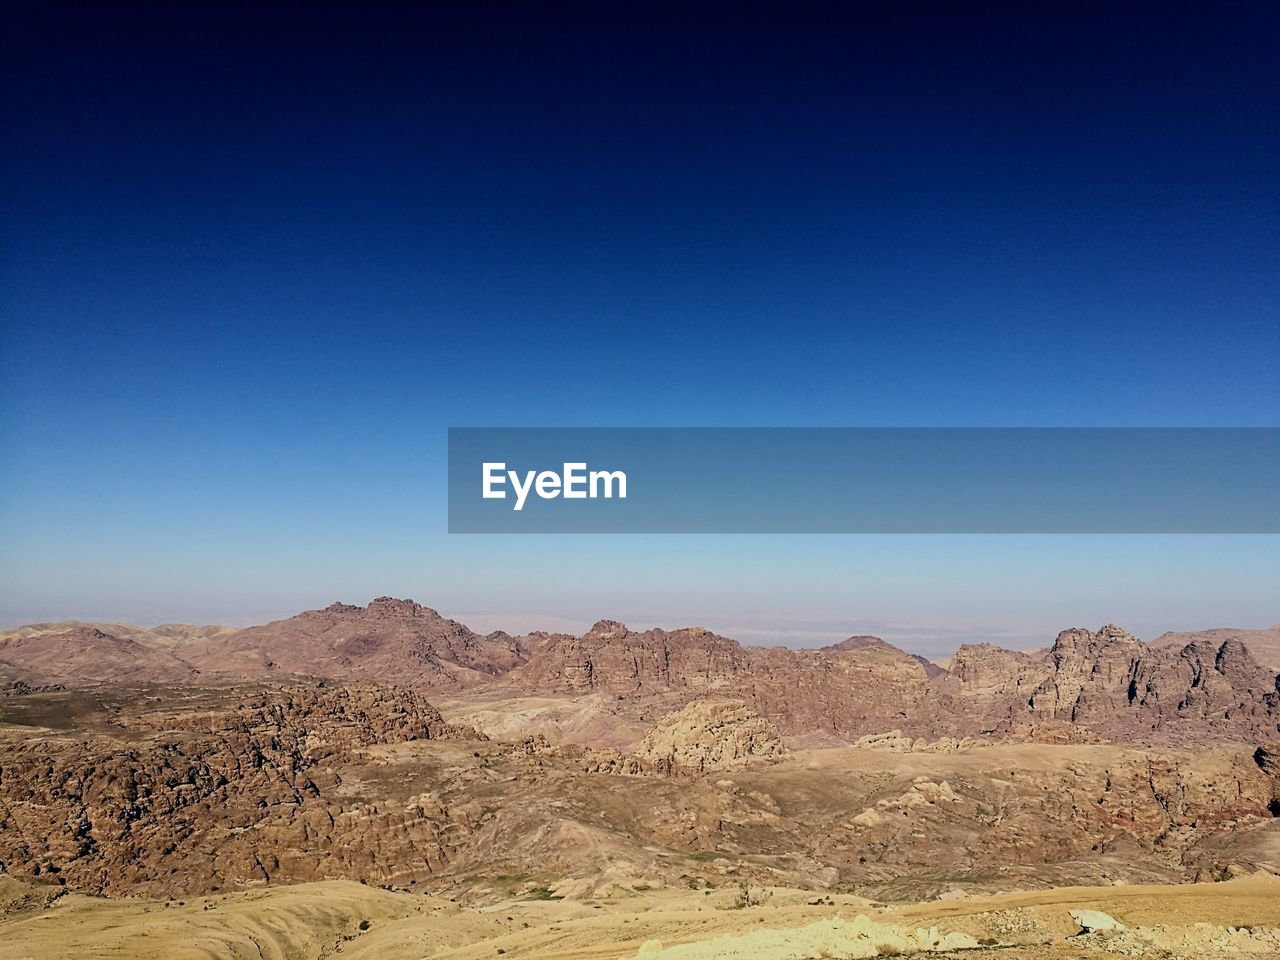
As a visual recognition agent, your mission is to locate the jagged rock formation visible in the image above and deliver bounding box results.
[1153,625,1280,672]
[508,620,749,694]
[823,634,947,678]
[926,643,1051,732]
[506,621,935,739]
[736,642,931,738]
[1024,626,1279,741]
[510,620,1280,745]
[851,730,976,752]
[631,701,785,773]
[179,597,541,689]
[2,605,1277,746]
[0,627,199,685]
[921,625,1280,744]
[0,683,483,894]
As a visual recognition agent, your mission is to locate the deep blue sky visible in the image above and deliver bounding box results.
[2,3,1277,652]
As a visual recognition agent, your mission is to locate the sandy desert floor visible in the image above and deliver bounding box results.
[5,872,1280,960]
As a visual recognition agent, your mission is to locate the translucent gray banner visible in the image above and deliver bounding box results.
[447,428,1279,533]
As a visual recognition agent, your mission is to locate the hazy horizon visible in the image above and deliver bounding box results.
[4,580,1276,660]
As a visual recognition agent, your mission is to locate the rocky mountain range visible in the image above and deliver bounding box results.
[3,601,1280,939]
[2,599,1278,747]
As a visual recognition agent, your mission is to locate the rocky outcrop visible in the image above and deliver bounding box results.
[1023,626,1280,741]
[1030,625,1148,721]
[931,644,1051,719]
[736,642,932,738]
[1255,742,1280,779]
[4,606,1278,748]
[0,683,483,894]
[507,620,1280,745]
[631,701,785,773]
[1152,625,1280,672]
[852,730,976,752]
[507,620,749,694]
[823,635,947,678]
[508,623,935,740]
[917,626,1280,744]
[179,597,537,689]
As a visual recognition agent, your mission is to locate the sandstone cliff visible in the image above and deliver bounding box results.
[924,625,1280,743]
[507,620,749,694]
[506,621,934,739]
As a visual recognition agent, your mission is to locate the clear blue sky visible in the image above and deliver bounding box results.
[1,3,1277,653]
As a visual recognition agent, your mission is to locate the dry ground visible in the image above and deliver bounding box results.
[5,874,1280,960]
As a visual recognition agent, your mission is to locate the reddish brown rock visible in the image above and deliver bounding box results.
[0,683,483,895]
[631,700,785,773]
[1153,625,1280,672]
[917,626,1280,744]
[926,643,1052,733]
[179,597,538,689]
[1023,626,1280,741]
[0,627,199,685]
[508,619,749,694]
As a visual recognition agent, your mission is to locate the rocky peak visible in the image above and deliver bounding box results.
[1175,638,1278,700]
[1050,624,1141,661]
[587,619,629,636]
[509,621,748,695]
[322,602,362,615]
[1029,625,1280,739]
[367,596,441,618]
[943,643,1049,685]
[822,635,888,653]
[180,598,527,689]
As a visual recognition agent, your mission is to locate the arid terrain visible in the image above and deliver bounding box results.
[2,598,1279,959]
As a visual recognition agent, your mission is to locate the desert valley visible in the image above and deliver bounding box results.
[2,598,1280,960]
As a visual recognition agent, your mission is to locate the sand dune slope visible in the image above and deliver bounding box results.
[6,875,1280,960]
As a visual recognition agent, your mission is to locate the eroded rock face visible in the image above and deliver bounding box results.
[736,643,931,740]
[1153,625,1280,672]
[1024,626,1280,741]
[0,683,483,894]
[928,643,1052,731]
[631,701,785,773]
[509,621,1280,745]
[508,623,935,740]
[509,621,749,695]
[919,626,1280,744]
[4,607,1278,749]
